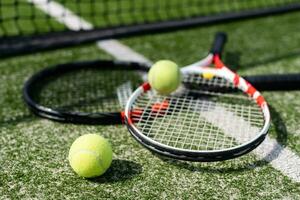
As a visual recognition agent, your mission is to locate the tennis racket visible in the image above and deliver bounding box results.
[23,41,300,125]
[184,72,300,92]
[23,60,149,124]
[124,32,271,161]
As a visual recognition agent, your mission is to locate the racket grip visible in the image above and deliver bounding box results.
[245,73,300,91]
[211,32,227,55]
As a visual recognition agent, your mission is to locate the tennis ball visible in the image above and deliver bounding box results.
[68,134,112,178]
[148,60,181,95]
[202,72,214,80]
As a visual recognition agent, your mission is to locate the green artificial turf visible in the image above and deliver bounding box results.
[1,4,300,200]
[1,0,295,37]
[0,0,65,37]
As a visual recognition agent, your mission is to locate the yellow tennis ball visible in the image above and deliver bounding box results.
[202,72,214,80]
[68,134,112,178]
[148,60,181,94]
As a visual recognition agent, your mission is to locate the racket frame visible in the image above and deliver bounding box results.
[23,34,299,126]
[23,60,149,124]
[124,33,271,161]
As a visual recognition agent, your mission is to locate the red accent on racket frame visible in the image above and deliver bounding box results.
[256,96,266,107]
[142,82,151,91]
[233,74,240,86]
[246,84,257,97]
[121,111,126,123]
[213,55,224,69]
[123,109,144,125]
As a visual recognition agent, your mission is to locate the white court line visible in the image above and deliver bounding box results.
[27,0,152,64]
[203,105,300,183]
[28,0,300,183]
[255,137,300,183]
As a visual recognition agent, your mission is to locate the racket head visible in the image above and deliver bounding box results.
[124,66,270,161]
[23,60,149,124]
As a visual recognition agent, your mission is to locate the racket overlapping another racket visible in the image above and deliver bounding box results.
[23,42,300,125]
[23,32,300,161]
[123,32,271,161]
[23,60,149,124]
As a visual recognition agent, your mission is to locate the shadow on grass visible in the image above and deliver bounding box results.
[0,113,36,127]
[159,157,268,174]
[90,159,142,183]
[224,51,241,71]
[224,49,300,71]
[157,105,288,173]
[269,105,288,145]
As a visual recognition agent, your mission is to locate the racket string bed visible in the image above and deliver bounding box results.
[183,74,235,91]
[33,68,142,113]
[132,88,265,151]
[23,60,150,124]
[122,32,271,161]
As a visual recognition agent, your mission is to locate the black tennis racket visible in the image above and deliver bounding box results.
[23,47,300,125]
[23,60,149,124]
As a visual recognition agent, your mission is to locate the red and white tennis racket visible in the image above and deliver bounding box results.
[124,32,271,161]
[23,32,296,126]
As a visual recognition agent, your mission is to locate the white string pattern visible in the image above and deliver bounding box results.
[183,73,234,89]
[130,76,265,151]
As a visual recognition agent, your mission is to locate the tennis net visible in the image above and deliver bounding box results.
[1,0,299,57]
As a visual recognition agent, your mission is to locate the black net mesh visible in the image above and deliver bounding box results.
[0,0,299,56]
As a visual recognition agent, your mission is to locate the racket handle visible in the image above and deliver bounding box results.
[211,32,227,55]
[245,73,300,91]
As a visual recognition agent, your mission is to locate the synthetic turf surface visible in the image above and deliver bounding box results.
[1,9,300,200]
[0,0,288,37]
